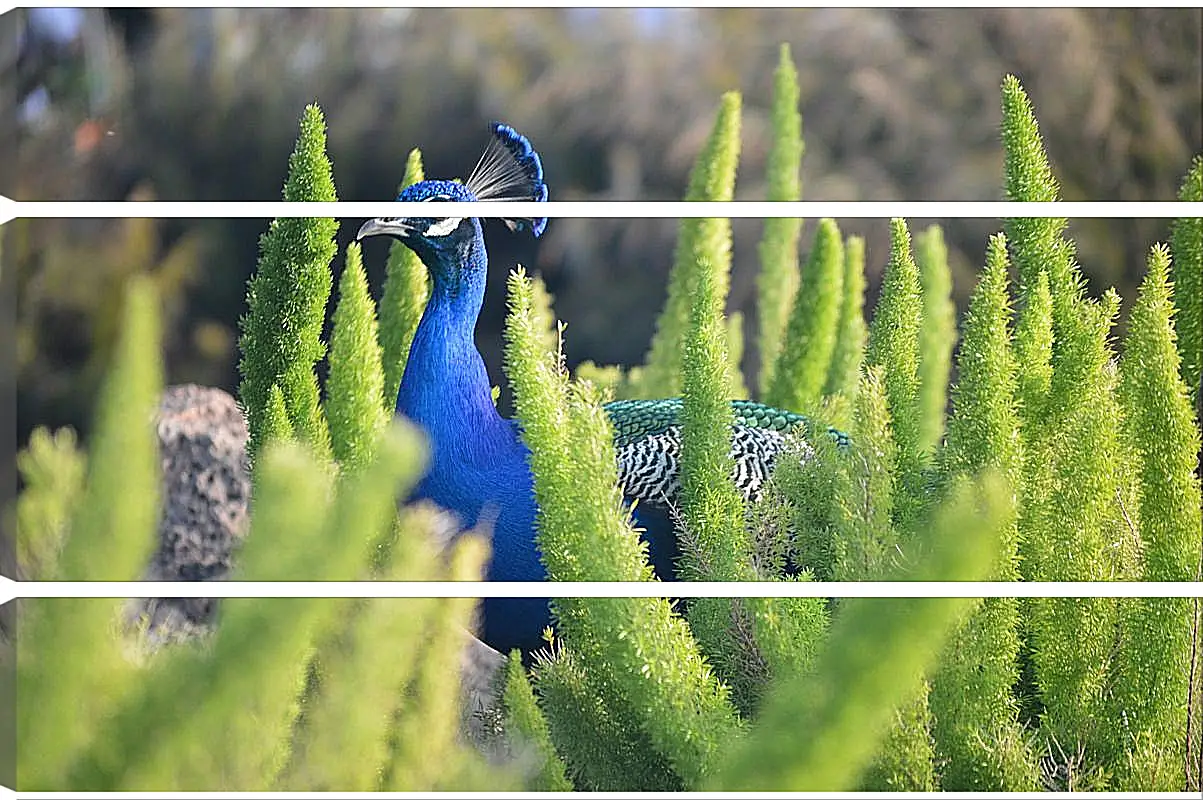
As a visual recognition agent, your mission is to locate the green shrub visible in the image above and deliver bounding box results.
[12,64,1200,792]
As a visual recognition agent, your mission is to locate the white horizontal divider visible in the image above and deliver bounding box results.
[2,198,1201,220]
[1,577,1199,602]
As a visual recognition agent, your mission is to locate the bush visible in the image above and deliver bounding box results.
[12,58,1201,790]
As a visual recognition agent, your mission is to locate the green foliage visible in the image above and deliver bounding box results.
[1119,245,1201,584]
[503,266,653,585]
[637,92,741,398]
[679,254,747,582]
[725,310,748,400]
[1013,269,1054,427]
[997,81,1147,774]
[1023,301,1128,761]
[824,234,868,400]
[763,428,842,582]
[915,224,956,453]
[18,70,1202,794]
[383,537,489,790]
[574,360,626,399]
[533,644,681,790]
[843,361,936,784]
[765,219,844,414]
[15,426,86,580]
[686,586,829,718]
[1170,155,1202,410]
[326,242,388,471]
[18,275,164,787]
[1000,74,1070,302]
[931,234,1040,789]
[527,270,561,356]
[500,651,573,791]
[1111,245,1202,789]
[865,219,925,532]
[238,103,338,462]
[861,687,936,790]
[942,235,1023,484]
[712,473,1011,790]
[835,368,899,580]
[18,392,479,790]
[379,148,430,409]
[756,43,804,394]
[505,266,743,787]
[261,383,295,449]
[278,506,443,790]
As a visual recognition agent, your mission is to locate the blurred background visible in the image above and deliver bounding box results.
[4,7,1201,449]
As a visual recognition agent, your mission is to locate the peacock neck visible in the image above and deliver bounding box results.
[396,230,510,451]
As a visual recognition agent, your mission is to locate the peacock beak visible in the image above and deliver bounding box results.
[356,217,415,241]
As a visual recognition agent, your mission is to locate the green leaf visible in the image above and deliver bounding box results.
[500,652,572,791]
[915,225,956,454]
[1170,155,1202,411]
[766,218,844,414]
[379,148,430,410]
[504,266,742,788]
[1110,244,1202,788]
[18,275,164,787]
[238,103,338,463]
[638,92,741,398]
[15,426,86,581]
[824,234,868,400]
[865,219,924,533]
[327,242,388,471]
[931,234,1040,789]
[756,44,804,394]
[712,472,1008,790]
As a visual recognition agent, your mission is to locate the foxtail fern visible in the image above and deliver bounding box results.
[766,218,844,414]
[1000,75,1072,310]
[533,644,681,790]
[915,224,956,454]
[505,266,742,787]
[18,276,163,787]
[713,473,1010,790]
[824,234,867,401]
[865,219,924,533]
[327,242,388,471]
[261,384,295,448]
[279,505,445,790]
[637,92,741,398]
[756,43,804,394]
[15,426,85,581]
[1111,245,1202,789]
[382,537,489,790]
[499,650,573,791]
[679,253,747,582]
[238,103,338,462]
[1170,155,1202,411]
[930,234,1040,790]
[379,148,429,408]
[1013,269,1054,429]
[1001,78,1134,767]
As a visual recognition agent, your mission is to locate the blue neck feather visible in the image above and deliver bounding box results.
[365,123,554,653]
[397,219,521,502]
[396,218,549,653]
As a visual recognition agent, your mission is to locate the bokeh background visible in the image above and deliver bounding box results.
[4,7,1202,449]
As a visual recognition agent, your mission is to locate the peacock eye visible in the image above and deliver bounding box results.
[422,217,465,238]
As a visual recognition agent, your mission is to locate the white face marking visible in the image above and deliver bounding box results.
[423,217,464,237]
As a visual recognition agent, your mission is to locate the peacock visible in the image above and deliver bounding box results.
[357,123,844,655]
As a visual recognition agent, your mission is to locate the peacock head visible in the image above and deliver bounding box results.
[356,122,548,279]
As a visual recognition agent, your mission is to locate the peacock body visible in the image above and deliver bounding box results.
[358,124,840,655]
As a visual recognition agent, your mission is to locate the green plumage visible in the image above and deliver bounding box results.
[605,398,847,449]
[604,398,849,509]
